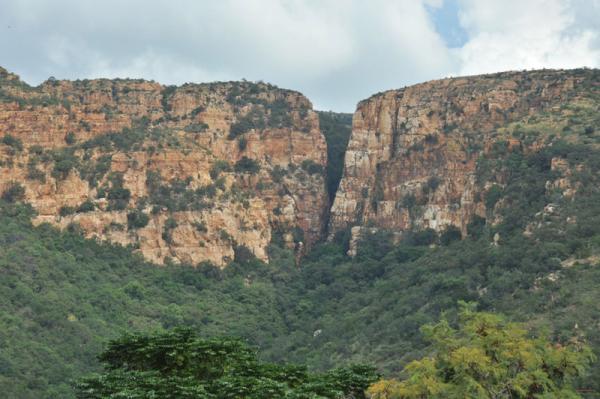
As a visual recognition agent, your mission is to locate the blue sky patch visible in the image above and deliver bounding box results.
[427,0,469,48]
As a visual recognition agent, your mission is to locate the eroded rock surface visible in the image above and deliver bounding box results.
[0,67,327,266]
[329,69,599,237]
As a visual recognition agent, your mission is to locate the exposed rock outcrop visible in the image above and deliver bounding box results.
[0,67,327,266]
[329,69,599,237]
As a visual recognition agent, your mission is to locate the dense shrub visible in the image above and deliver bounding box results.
[234,156,260,174]
[127,210,150,230]
[1,182,25,202]
[301,159,324,175]
[439,225,462,245]
[183,122,209,133]
[209,160,231,180]
[2,134,23,151]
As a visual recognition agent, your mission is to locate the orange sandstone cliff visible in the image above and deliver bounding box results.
[1,66,598,265]
[0,67,327,266]
[329,69,599,243]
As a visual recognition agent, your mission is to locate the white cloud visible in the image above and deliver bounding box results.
[0,0,598,111]
[455,0,600,74]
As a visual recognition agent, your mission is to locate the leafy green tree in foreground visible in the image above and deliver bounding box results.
[76,328,378,399]
[368,303,594,399]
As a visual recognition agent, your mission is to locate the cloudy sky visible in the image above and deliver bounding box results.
[1,0,599,111]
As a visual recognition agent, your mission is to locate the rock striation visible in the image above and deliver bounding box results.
[329,69,599,239]
[0,67,327,266]
[1,66,598,265]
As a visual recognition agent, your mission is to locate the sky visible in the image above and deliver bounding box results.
[1,0,599,112]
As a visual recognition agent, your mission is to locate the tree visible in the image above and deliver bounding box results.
[76,328,378,399]
[1,181,25,203]
[368,303,594,399]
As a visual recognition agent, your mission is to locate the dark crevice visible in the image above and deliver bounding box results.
[317,111,353,238]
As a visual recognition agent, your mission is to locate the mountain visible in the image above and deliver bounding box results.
[1,67,599,397]
[0,66,327,267]
[330,69,599,244]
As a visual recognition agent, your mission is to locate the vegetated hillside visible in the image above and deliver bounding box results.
[1,68,600,397]
[2,128,600,396]
[0,66,328,267]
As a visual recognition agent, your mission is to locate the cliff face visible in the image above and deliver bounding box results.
[329,69,599,239]
[1,66,598,266]
[0,67,327,266]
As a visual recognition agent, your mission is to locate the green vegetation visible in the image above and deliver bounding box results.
[234,156,261,174]
[184,122,209,133]
[2,132,600,397]
[368,304,593,398]
[229,106,267,139]
[0,69,599,398]
[162,216,178,243]
[65,132,77,145]
[227,88,296,139]
[210,160,232,180]
[2,134,24,152]
[1,181,25,202]
[300,159,325,176]
[50,148,79,180]
[317,111,352,202]
[104,174,131,211]
[127,210,150,230]
[145,172,214,212]
[76,329,377,398]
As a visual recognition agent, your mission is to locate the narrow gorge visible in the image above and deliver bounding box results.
[0,67,598,266]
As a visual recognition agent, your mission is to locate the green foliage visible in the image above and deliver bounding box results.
[161,85,177,112]
[184,122,209,133]
[105,174,131,211]
[210,160,232,180]
[384,304,593,398]
[401,194,416,210]
[270,165,287,183]
[76,200,95,213]
[467,215,486,239]
[234,245,256,264]
[79,155,112,187]
[65,132,77,145]
[318,111,352,203]
[59,206,76,217]
[237,136,248,151]
[301,159,325,176]
[485,184,503,210]
[423,176,440,196]
[29,144,44,155]
[1,181,25,202]
[145,172,212,212]
[227,95,295,139]
[193,221,208,233]
[51,148,79,180]
[127,210,150,230]
[2,134,23,152]
[234,156,261,174]
[439,225,462,246]
[26,160,46,182]
[162,217,178,244]
[76,329,378,399]
[229,107,266,139]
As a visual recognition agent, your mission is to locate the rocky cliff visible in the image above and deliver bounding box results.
[0,67,328,266]
[1,66,598,266]
[329,69,599,243]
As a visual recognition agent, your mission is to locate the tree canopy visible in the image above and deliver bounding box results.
[76,328,378,399]
[368,303,594,399]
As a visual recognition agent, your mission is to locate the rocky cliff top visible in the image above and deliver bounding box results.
[1,67,598,265]
[0,69,328,266]
[330,68,599,249]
